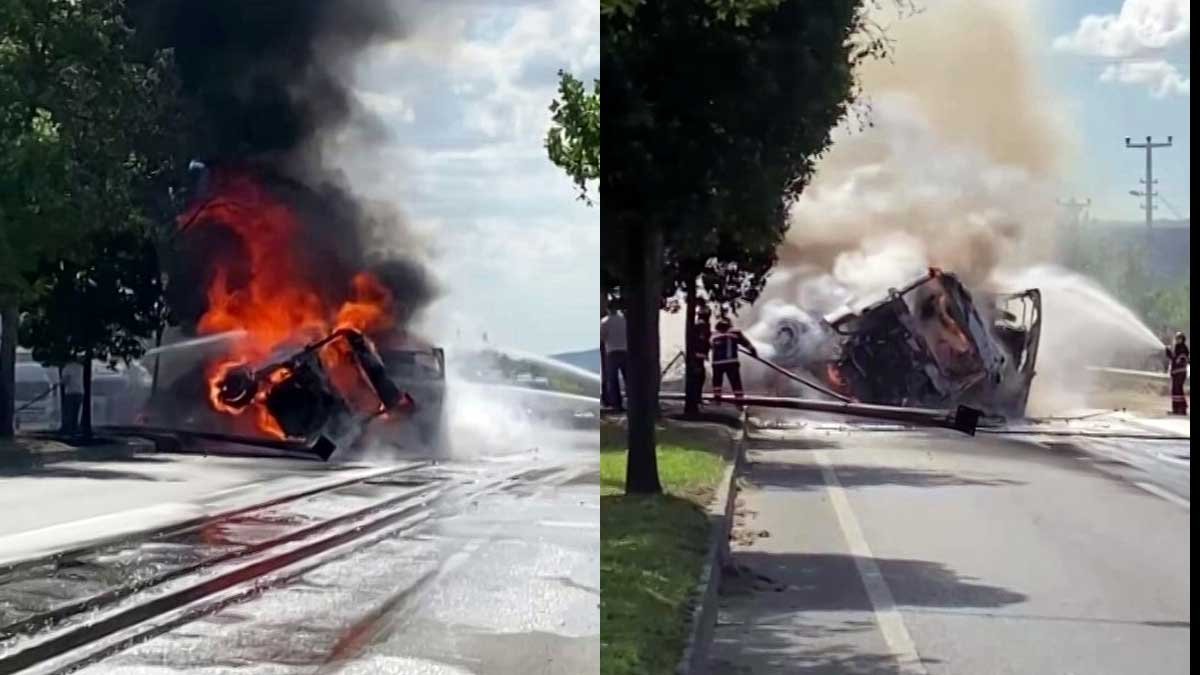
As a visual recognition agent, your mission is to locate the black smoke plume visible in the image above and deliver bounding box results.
[131,0,407,158]
[131,0,437,333]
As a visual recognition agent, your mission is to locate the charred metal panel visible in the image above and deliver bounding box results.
[818,269,1042,418]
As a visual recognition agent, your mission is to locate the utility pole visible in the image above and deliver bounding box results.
[1056,197,1091,269]
[1125,135,1172,232]
[1057,197,1091,228]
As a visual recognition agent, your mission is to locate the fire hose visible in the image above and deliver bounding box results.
[738,348,852,403]
[658,391,983,435]
[663,348,850,403]
[15,384,58,414]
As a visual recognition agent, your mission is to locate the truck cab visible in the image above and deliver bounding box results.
[376,336,446,446]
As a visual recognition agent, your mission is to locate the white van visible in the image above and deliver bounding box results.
[90,360,153,426]
[15,362,59,431]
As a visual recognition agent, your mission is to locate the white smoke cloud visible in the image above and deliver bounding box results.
[741,0,1065,333]
[733,1,1166,414]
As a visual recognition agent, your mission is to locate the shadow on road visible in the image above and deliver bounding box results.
[745,437,842,451]
[723,552,1028,611]
[709,621,938,675]
[711,552,1027,673]
[743,460,1024,491]
[0,464,179,481]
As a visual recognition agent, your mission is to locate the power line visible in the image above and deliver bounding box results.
[1157,194,1187,221]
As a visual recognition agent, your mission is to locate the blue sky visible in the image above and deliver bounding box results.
[329,0,599,356]
[1038,0,1189,221]
[317,0,1187,355]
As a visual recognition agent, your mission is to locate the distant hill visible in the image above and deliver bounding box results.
[550,348,601,374]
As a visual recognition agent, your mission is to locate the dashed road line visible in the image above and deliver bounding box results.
[814,450,929,675]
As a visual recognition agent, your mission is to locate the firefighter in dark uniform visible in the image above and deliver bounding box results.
[1166,332,1189,415]
[687,306,713,405]
[710,317,756,406]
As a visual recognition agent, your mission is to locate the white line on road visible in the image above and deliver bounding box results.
[1134,481,1191,510]
[814,450,929,675]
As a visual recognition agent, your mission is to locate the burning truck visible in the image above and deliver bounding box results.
[139,162,441,457]
[758,269,1041,418]
[121,1,445,457]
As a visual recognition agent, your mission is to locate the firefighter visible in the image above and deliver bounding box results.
[710,317,756,406]
[686,306,712,408]
[600,304,628,411]
[1165,332,1189,415]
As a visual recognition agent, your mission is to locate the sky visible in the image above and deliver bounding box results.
[330,0,599,356]
[315,0,1187,355]
[1038,0,1190,221]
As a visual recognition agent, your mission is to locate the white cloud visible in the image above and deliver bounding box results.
[1100,59,1191,97]
[326,0,599,354]
[1053,0,1189,58]
[358,90,416,123]
[1053,0,1190,97]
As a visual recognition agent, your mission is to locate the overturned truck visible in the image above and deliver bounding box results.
[786,269,1041,418]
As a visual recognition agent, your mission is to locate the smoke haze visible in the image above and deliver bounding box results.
[723,0,1168,415]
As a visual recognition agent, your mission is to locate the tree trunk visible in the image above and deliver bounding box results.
[624,224,664,494]
[81,356,93,439]
[0,304,18,439]
[683,274,700,416]
[599,291,609,407]
[58,366,66,432]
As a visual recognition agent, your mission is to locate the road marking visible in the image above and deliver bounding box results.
[1134,481,1190,510]
[814,450,929,675]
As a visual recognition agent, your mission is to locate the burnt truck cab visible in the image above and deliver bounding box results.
[375,335,447,446]
[823,269,1041,418]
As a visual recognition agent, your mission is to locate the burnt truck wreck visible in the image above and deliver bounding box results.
[789,269,1042,418]
[212,328,414,445]
[135,327,429,460]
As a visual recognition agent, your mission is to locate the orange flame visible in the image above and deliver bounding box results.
[186,169,398,438]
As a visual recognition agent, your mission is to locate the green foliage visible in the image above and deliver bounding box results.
[602,0,785,24]
[0,0,196,300]
[599,421,728,674]
[546,70,600,204]
[20,227,165,368]
[603,0,892,297]
[1062,228,1190,337]
[0,1,195,437]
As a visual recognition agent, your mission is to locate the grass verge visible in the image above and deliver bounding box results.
[600,420,730,675]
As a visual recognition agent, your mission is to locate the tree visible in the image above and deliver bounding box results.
[20,227,166,436]
[602,0,894,493]
[665,219,783,414]
[545,70,600,204]
[0,0,195,438]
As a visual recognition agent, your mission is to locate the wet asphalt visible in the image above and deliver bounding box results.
[0,431,598,675]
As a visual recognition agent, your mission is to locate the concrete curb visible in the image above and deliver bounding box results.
[0,437,155,470]
[677,411,748,675]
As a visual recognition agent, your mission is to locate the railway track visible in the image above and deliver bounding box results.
[0,460,575,675]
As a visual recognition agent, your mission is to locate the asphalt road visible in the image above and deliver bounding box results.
[708,415,1190,674]
[0,430,598,675]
